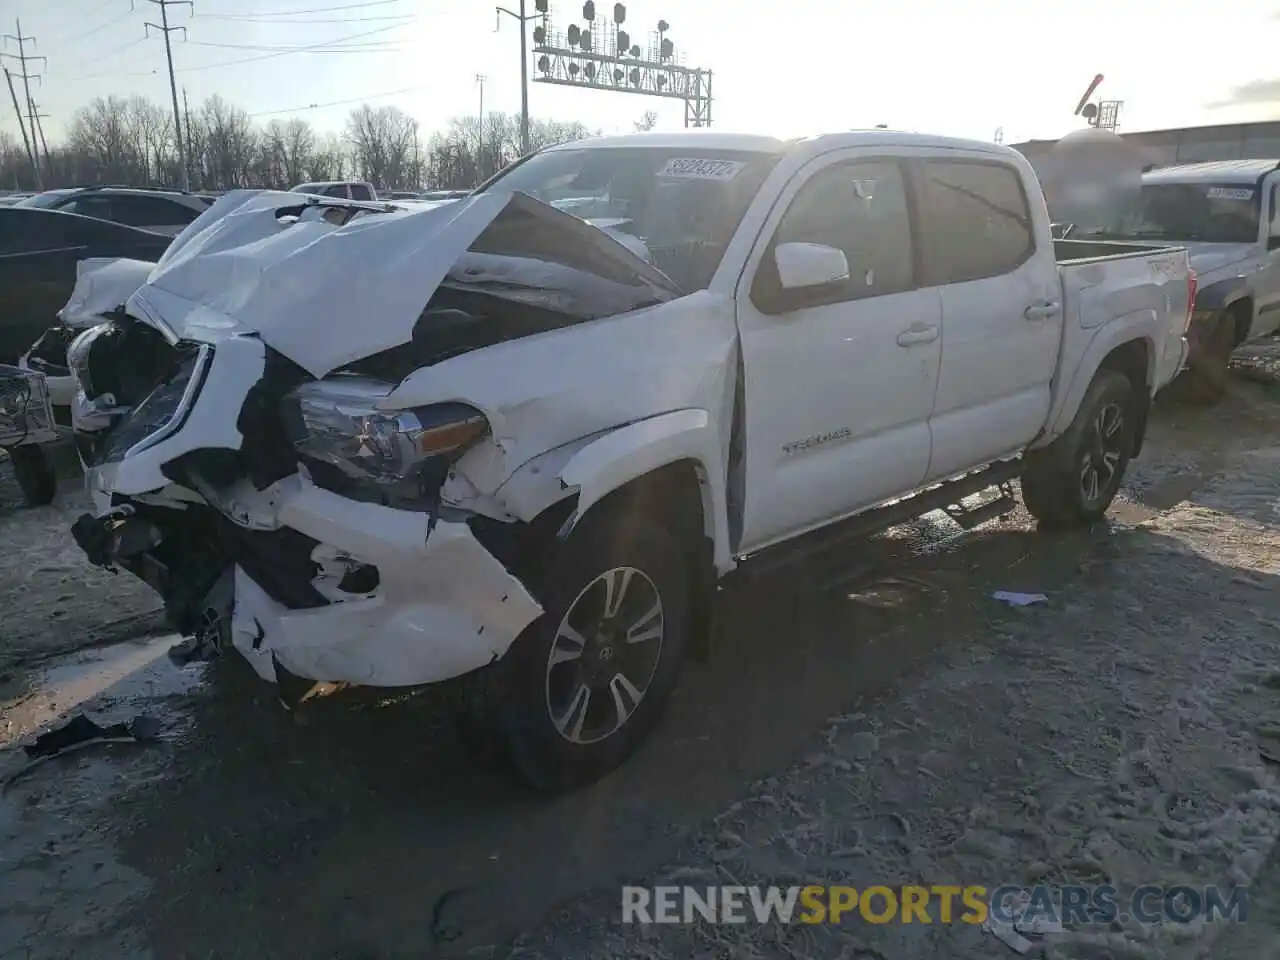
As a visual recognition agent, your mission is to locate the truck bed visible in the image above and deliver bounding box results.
[1054,237,1175,264]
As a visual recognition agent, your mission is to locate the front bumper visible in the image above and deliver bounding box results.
[77,470,545,689]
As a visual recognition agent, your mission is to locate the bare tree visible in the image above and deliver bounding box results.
[634,109,658,132]
[310,131,348,182]
[0,93,591,195]
[200,95,258,189]
[346,105,417,188]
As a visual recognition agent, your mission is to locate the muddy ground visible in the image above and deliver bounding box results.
[3,352,1280,959]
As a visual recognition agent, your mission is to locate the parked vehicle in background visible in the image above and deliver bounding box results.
[0,192,34,206]
[420,189,471,202]
[16,186,212,237]
[290,180,377,201]
[1063,159,1280,400]
[0,206,171,374]
[64,131,1193,791]
[380,190,424,201]
[1,364,58,506]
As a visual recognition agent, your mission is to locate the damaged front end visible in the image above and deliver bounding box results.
[67,187,694,706]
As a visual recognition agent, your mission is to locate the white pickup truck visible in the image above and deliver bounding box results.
[64,131,1194,791]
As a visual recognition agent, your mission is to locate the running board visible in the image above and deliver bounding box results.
[942,481,1018,530]
[735,459,1023,581]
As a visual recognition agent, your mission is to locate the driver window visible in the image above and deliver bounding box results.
[1271,183,1280,237]
[763,160,915,304]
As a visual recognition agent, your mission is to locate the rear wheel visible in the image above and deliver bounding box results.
[1021,369,1135,528]
[7,444,57,507]
[498,505,692,792]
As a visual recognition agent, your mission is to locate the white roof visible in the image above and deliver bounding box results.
[1143,159,1280,185]
[544,128,1023,160]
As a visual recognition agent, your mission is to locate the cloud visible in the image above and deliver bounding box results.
[1209,78,1280,107]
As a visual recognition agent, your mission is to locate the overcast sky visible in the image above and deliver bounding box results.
[3,0,1279,146]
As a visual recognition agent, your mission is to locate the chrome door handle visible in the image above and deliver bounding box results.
[896,325,939,346]
[1024,301,1062,321]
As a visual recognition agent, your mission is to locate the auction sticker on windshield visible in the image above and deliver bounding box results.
[657,158,746,180]
[1206,187,1254,201]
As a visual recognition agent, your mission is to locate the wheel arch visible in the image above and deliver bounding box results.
[1048,327,1155,448]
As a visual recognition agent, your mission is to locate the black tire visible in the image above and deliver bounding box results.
[1183,311,1234,404]
[497,505,692,792]
[7,444,57,507]
[1021,368,1136,529]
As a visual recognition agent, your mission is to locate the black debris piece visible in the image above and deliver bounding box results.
[22,712,163,759]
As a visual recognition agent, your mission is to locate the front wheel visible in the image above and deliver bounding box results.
[1021,369,1136,528]
[498,506,692,792]
[6,444,57,507]
[1183,311,1234,404]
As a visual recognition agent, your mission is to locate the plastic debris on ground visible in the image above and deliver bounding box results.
[991,590,1049,607]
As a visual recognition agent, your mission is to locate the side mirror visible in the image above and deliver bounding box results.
[774,241,849,291]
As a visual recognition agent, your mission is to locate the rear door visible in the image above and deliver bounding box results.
[735,152,942,552]
[0,211,89,360]
[913,155,1062,481]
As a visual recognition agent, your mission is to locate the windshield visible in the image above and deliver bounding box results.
[478,146,781,292]
[1083,182,1261,243]
[16,189,78,209]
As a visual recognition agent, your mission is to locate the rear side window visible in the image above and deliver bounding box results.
[324,184,349,198]
[349,184,374,201]
[918,160,1035,284]
[111,195,200,227]
[66,195,114,221]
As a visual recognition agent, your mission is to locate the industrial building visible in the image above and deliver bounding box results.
[1012,120,1280,175]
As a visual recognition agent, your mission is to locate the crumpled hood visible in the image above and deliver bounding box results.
[59,257,158,328]
[125,189,514,378]
[1182,242,1257,281]
[123,188,673,379]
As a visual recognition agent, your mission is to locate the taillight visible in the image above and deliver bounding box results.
[1185,269,1197,332]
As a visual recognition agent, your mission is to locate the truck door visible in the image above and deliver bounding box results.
[734,154,941,553]
[1258,177,1280,336]
[912,156,1062,481]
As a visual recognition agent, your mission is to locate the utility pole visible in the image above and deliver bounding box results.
[31,102,51,169]
[2,67,35,183]
[182,86,194,189]
[143,0,193,191]
[495,0,534,156]
[2,20,46,188]
[475,73,486,182]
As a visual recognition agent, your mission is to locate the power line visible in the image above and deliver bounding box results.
[248,81,430,117]
[60,36,148,80]
[224,0,408,16]
[176,21,408,72]
[142,0,192,191]
[193,12,412,24]
[50,9,135,48]
[185,38,406,52]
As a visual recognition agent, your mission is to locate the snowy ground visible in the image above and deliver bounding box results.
[2,353,1280,958]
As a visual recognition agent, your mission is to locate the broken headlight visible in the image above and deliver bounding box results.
[66,322,113,399]
[281,377,488,507]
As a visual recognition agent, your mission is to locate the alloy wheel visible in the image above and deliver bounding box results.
[544,565,665,745]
